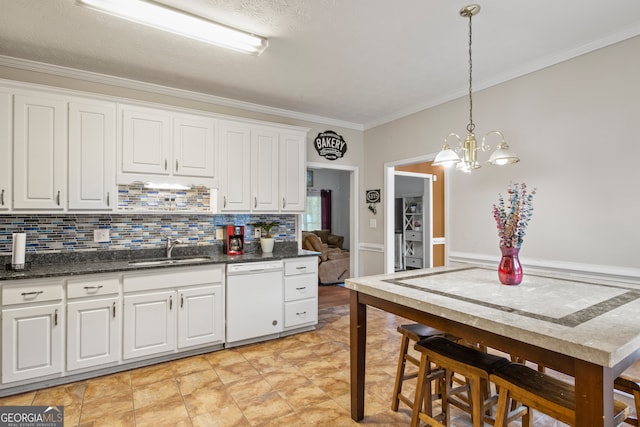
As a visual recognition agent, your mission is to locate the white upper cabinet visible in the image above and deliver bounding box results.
[279,132,307,212]
[219,119,307,213]
[68,100,116,210]
[173,114,215,178]
[118,104,217,187]
[120,105,171,175]
[13,93,67,210]
[251,127,280,212]
[218,120,252,211]
[0,91,10,211]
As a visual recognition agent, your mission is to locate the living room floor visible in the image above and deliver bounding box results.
[0,285,636,426]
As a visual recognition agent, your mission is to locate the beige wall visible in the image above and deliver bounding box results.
[364,36,640,278]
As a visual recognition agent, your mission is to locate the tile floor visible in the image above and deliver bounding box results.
[0,304,637,426]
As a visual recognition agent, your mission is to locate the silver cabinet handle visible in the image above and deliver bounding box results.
[21,291,44,297]
[283,197,286,208]
[83,285,104,291]
[223,196,227,208]
[254,197,257,208]
[56,190,61,206]
[175,160,179,172]
[54,309,58,326]
[296,287,306,290]
[106,192,110,207]
[113,301,116,318]
[169,295,173,310]
[296,266,307,270]
[1,189,4,206]
[296,311,307,316]
[180,294,184,308]
[164,159,168,170]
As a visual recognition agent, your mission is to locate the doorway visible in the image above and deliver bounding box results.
[384,156,446,274]
[304,162,359,279]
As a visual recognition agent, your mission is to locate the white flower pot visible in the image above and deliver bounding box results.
[260,237,275,253]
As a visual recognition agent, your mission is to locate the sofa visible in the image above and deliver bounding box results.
[302,231,350,285]
[307,229,344,250]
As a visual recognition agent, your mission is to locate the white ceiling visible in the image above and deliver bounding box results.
[1,0,640,129]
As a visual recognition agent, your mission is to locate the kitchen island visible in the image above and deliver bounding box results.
[345,265,640,427]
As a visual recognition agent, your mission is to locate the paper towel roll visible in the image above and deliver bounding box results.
[12,233,26,267]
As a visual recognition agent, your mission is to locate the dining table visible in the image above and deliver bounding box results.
[345,264,640,426]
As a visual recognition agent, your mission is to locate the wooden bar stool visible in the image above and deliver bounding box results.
[411,336,514,427]
[491,362,630,426]
[614,374,640,426]
[391,324,448,414]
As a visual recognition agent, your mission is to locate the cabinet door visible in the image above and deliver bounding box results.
[173,115,215,178]
[178,285,223,349]
[13,94,66,210]
[218,120,251,211]
[279,132,306,212]
[68,100,115,210]
[2,303,63,383]
[251,127,279,211]
[121,105,171,175]
[67,297,120,371]
[0,91,10,211]
[123,291,176,359]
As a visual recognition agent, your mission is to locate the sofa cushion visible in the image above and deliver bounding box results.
[304,233,325,253]
[313,229,330,243]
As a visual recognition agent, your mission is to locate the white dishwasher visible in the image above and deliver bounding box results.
[226,260,284,345]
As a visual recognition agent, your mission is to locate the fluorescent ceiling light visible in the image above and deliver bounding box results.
[77,0,268,55]
[143,182,192,190]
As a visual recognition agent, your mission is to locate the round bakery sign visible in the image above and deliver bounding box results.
[314,130,347,160]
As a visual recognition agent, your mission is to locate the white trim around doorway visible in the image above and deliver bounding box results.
[383,153,449,274]
[305,162,359,279]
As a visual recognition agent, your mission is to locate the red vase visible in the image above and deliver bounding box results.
[498,246,523,285]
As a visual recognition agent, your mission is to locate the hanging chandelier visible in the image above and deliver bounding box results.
[432,4,519,173]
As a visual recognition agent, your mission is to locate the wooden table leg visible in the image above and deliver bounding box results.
[574,359,614,427]
[350,290,367,421]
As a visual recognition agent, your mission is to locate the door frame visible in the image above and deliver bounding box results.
[384,153,448,274]
[304,161,359,279]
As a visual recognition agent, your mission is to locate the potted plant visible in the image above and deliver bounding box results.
[252,221,279,253]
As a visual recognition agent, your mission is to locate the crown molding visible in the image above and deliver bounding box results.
[0,55,364,131]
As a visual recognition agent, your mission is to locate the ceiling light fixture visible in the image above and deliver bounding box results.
[77,0,268,55]
[433,4,519,173]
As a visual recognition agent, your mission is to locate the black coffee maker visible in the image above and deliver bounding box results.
[224,225,244,255]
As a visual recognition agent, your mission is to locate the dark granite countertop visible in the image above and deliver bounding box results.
[1,242,319,281]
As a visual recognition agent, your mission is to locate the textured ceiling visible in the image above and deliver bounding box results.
[1,0,640,129]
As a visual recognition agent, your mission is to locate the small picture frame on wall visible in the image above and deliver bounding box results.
[307,170,314,187]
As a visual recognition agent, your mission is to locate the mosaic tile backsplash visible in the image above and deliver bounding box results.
[0,213,295,254]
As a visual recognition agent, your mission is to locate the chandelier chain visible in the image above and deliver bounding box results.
[467,12,475,134]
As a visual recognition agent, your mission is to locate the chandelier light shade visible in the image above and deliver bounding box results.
[77,0,269,55]
[433,4,519,172]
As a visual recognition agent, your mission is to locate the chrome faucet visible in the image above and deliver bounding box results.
[165,236,184,258]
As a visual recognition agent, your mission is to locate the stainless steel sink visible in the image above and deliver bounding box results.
[128,257,212,266]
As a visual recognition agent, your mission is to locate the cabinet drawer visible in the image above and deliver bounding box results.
[2,279,63,305]
[284,257,317,276]
[67,276,120,298]
[405,257,423,269]
[284,275,318,302]
[284,299,317,328]
[405,231,422,241]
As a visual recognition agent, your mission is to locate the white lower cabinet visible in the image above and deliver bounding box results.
[1,279,64,384]
[283,257,318,329]
[66,275,121,371]
[178,285,224,349]
[123,290,176,360]
[123,266,225,360]
[67,297,120,371]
